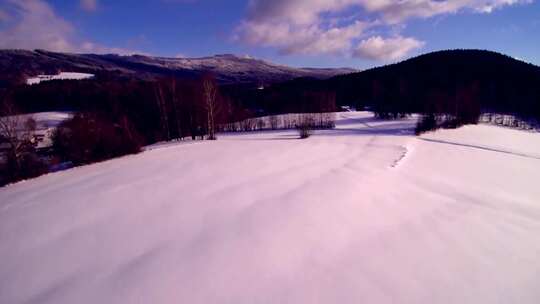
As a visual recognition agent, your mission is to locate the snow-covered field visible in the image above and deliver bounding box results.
[1,112,539,304]
[26,72,95,85]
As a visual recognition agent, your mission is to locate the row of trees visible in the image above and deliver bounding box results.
[0,75,227,185]
[153,76,222,141]
[5,73,344,142]
[480,113,539,130]
[53,113,142,166]
[219,112,336,133]
[1,73,342,184]
[218,87,337,137]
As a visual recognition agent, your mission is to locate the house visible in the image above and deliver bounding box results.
[340,105,357,112]
[0,112,72,163]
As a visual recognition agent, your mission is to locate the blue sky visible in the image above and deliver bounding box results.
[0,0,539,69]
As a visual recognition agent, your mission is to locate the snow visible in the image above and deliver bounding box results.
[0,112,72,150]
[26,72,94,85]
[1,112,540,304]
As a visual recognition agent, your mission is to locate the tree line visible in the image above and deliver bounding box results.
[326,50,540,133]
[0,74,337,185]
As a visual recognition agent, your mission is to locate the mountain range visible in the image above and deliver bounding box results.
[0,50,355,86]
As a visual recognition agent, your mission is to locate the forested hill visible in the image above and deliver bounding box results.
[2,49,539,146]
[0,49,355,87]
[325,49,540,120]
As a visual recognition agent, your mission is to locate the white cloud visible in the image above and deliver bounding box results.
[354,36,425,61]
[80,0,98,12]
[0,0,75,52]
[237,20,369,56]
[245,0,532,24]
[0,0,136,54]
[236,0,533,60]
[361,0,533,23]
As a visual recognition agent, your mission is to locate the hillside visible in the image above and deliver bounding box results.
[0,50,355,86]
[1,112,540,303]
[252,50,540,122]
[329,49,540,118]
[5,49,540,132]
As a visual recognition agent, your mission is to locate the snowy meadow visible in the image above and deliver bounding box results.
[1,112,540,303]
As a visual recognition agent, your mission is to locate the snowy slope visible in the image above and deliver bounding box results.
[26,72,95,85]
[1,112,540,304]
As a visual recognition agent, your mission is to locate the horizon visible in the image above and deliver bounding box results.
[3,47,538,71]
[0,0,538,69]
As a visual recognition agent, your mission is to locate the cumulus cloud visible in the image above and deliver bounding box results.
[354,36,425,61]
[236,0,532,60]
[237,20,369,56]
[0,0,135,54]
[361,0,533,23]
[80,0,98,12]
[0,0,75,52]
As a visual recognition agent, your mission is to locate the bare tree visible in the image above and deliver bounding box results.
[241,118,256,132]
[154,83,170,141]
[269,115,279,130]
[170,78,183,140]
[283,115,294,129]
[297,113,315,139]
[0,100,39,182]
[203,77,218,140]
[255,118,265,130]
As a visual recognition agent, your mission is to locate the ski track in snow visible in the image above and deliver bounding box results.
[390,145,410,168]
[1,112,540,304]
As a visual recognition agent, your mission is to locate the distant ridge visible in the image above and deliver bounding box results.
[0,49,356,86]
